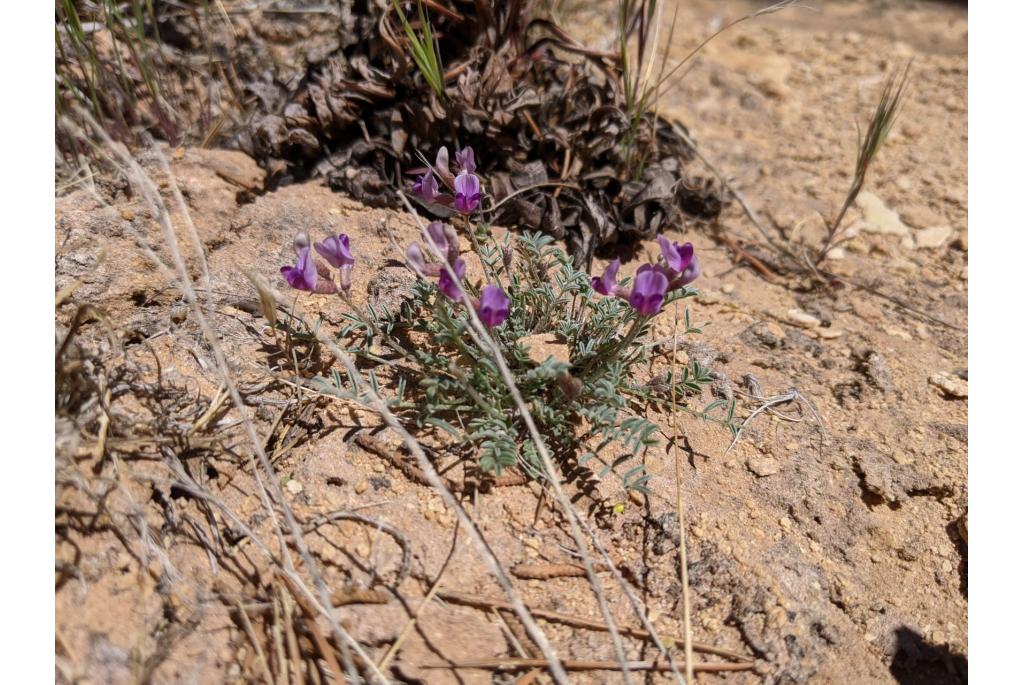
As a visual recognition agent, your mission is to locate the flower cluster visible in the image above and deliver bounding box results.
[281,231,355,294]
[590,234,700,315]
[406,221,510,327]
[412,146,483,214]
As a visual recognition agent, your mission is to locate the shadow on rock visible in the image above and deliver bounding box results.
[890,627,967,685]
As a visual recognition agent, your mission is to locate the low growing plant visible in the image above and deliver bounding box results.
[274,146,736,495]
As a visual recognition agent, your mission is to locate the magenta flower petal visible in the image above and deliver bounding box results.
[590,259,621,296]
[438,257,467,300]
[412,171,439,202]
[455,146,476,173]
[629,264,669,316]
[454,171,482,214]
[477,284,510,327]
[314,233,354,268]
[658,235,694,275]
[281,246,317,292]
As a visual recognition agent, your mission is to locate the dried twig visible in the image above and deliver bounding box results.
[423,657,754,673]
[437,590,753,662]
[511,561,610,579]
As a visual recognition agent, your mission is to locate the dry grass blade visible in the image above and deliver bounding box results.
[669,303,695,684]
[817,62,912,263]
[63,108,386,683]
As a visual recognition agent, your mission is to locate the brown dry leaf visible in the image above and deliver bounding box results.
[519,333,571,366]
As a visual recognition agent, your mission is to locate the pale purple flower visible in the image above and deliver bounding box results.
[455,146,476,173]
[412,171,439,202]
[677,254,700,286]
[406,243,428,277]
[438,257,467,300]
[425,221,449,259]
[658,235,695,274]
[590,259,621,296]
[338,265,352,293]
[435,146,455,187]
[314,233,354,268]
[454,171,483,213]
[281,246,318,292]
[477,285,510,327]
[629,264,669,316]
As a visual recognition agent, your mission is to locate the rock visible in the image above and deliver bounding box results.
[852,450,930,505]
[855,192,910,236]
[846,238,870,255]
[914,225,953,249]
[285,479,303,495]
[816,326,844,340]
[929,372,968,398]
[722,283,735,294]
[953,231,968,251]
[354,480,369,495]
[957,513,968,545]
[747,456,781,477]
[901,204,945,230]
[852,299,885,322]
[787,309,821,328]
[858,350,894,394]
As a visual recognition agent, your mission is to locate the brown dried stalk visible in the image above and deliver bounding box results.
[422,657,754,673]
[437,589,753,663]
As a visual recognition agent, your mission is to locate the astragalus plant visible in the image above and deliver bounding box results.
[276,146,733,495]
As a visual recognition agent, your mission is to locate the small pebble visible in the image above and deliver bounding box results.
[929,372,968,398]
[747,456,781,477]
[787,309,821,328]
[285,479,303,495]
[354,480,369,495]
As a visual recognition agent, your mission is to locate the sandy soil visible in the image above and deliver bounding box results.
[56,1,967,683]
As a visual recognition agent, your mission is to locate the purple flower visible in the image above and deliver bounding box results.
[658,235,695,275]
[314,233,354,268]
[406,243,427,277]
[454,171,483,214]
[438,257,467,300]
[455,146,476,173]
[425,221,449,259]
[477,284,510,327]
[677,254,700,286]
[435,146,455,187]
[590,259,621,296]
[412,171,439,202]
[281,246,318,292]
[629,264,669,316]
